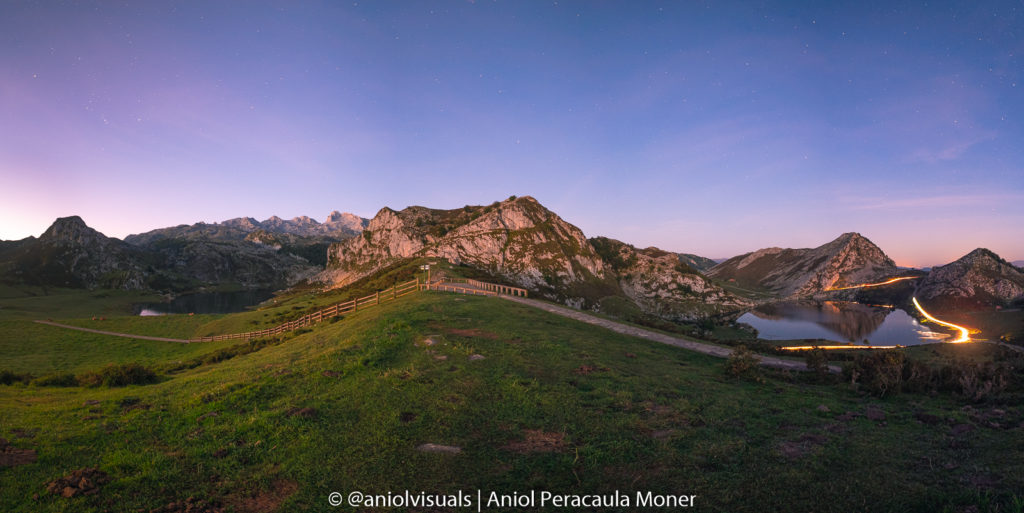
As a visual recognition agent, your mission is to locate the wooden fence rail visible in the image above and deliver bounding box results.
[187,277,526,343]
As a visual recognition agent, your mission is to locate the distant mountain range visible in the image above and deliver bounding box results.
[706,234,1024,309]
[3,198,1021,317]
[124,211,367,246]
[0,211,369,292]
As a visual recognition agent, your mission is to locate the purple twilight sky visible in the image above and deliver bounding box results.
[1,1,1022,267]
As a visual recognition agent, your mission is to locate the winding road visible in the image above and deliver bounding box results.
[499,295,838,373]
[32,320,191,343]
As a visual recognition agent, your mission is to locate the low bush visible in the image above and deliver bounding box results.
[0,370,33,385]
[847,350,906,397]
[724,345,763,383]
[160,336,287,373]
[31,373,78,387]
[847,350,1015,401]
[804,348,829,378]
[78,363,158,387]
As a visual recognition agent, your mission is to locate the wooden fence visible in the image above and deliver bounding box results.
[433,278,528,297]
[188,277,526,343]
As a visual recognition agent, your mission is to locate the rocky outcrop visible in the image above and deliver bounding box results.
[155,239,319,290]
[707,233,898,297]
[917,249,1024,308]
[678,253,718,273]
[590,238,750,320]
[325,211,369,233]
[324,197,608,298]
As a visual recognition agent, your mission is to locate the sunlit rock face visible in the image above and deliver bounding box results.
[707,232,898,297]
[323,196,607,294]
[917,248,1024,308]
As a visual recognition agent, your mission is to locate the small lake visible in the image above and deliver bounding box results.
[737,301,951,346]
[135,290,275,316]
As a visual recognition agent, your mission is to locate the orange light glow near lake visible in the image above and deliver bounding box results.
[911,297,972,344]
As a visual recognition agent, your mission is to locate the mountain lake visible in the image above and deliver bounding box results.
[135,290,275,316]
[737,301,952,346]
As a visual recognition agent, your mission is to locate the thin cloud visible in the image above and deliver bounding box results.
[841,193,1024,211]
[907,132,997,163]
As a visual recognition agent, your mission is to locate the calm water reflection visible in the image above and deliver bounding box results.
[135,290,274,316]
[738,301,949,345]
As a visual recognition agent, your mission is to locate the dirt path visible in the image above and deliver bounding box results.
[33,320,191,343]
[499,295,836,372]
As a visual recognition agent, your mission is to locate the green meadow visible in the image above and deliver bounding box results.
[1,287,1023,512]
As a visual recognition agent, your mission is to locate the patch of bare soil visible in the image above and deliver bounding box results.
[287,407,317,419]
[228,479,298,513]
[0,437,37,467]
[649,429,675,439]
[573,364,609,375]
[778,434,828,460]
[148,497,225,513]
[445,328,499,339]
[504,430,567,453]
[11,427,39,438]
[45,467,110,497]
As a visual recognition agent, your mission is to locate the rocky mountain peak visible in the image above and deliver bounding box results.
[325,211,368,231]
[323,196,608,297]
[40,216,106,245]
[708,232,897,297]
[917,248,1024,308]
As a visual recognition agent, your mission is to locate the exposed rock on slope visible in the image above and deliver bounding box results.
[324,196,608,297]
[590,237,751,320]
[707,232,898,297]
[323,196,746,318]
[678,253,718,273]
[152,239,319,290]
[917,249,1024,308]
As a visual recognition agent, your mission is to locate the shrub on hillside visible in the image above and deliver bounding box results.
[32,373,79,387]
[0,370,33,385]
[804,348,829,378]
[78,363,158,387]
[845,350,906,397]
[725,345,763,383]
[846,350,1014,400]
[945,361,1010,402]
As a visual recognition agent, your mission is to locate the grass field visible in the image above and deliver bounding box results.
[2,290,1024,512]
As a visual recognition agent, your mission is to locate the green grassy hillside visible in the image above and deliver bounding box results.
[2,292,1023,512]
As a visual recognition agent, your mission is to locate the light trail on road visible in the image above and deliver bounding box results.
[779,345,900,351]
[825,276,919,291]
[911,297,971,343]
